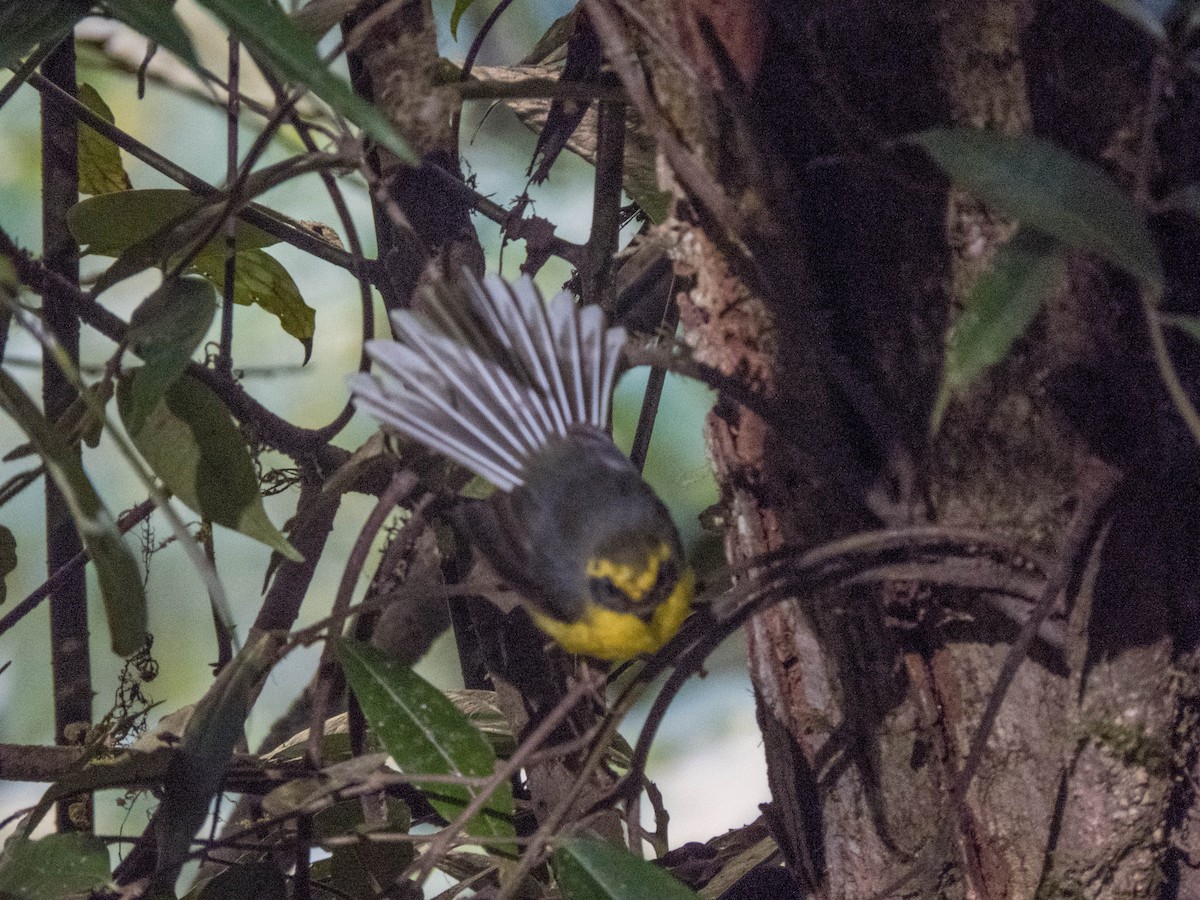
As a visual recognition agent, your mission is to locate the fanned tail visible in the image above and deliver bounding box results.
[350,272,627,491]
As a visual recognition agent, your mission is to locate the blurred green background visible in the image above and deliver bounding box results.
[0,0,763,855]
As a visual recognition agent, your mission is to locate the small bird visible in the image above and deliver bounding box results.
[351,272,694,661]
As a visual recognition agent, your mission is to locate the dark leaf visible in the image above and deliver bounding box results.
[313,798,414,895]
[124,276,218,435]
[0,2,88,69]
[0,370,146,656]
[77,82,132,195]
[337,639,514,839]
[104,0,201,67]
[450,0,482,39]
[910,128,1162,291]
[155,635,280,886]
[192,861,287,899]
[554,838,701,900]
[0,832,111,899]
[68,188,277,259]
[195,0,416,161]
[931,229,1065,431]
[117,373,302,560]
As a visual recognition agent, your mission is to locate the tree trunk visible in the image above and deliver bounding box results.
[595,0,1200,896]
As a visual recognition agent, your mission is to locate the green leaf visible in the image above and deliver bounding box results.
[191,862,286,899]
[0,370,146,656]
[68,189,278,259]
[553,838,700,900]
[194,0,416,162]
[0,526,15,604]
[931,229,1065,431]
[1094,0,1168,40]
[336,639,514,839]
[117,373,302,561]
[0,1,88,68]
[1160,312,1200,345]
[909,128,1163,291]
[77,83,132,196]
[128,275,219,352]
[69,190,313,349]
[191,247,315,353]
[292,0,363,39]
[124,277,218,435]
[155,635,280,887]
[0,832,111,899]
[450,0,482,39]
[313,798,414,896]
[104,0,201,67]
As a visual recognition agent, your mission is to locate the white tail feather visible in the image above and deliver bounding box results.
[352,273,627,489]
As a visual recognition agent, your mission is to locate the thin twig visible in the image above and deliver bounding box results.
[452,0,516,165]
[406,669,607,889]
[307,471,418,767]
[0,229,349,469]
[0,499,156,642]
[218,34,241,375]
[579,89,625,309]
[869,458,1122,900]
[25,70,367,274]
[256,65,374,440]
[0,43,58,110]
[628,297,678,472]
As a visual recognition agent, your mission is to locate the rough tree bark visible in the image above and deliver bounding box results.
[595,1,1200,897]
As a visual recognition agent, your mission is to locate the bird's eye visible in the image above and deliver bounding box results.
[588,577,629,607]
[639,557,678,607]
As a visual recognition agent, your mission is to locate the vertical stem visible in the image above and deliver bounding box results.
[40,34,92,833]
[219,35,240,373]
[581,94,625,309]
[628,300,678,472]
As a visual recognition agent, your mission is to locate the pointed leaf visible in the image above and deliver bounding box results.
[313,797,414,896]
[104,0,201,67]
[194,0,416,162]
[124,276,218,435]
[337,639,514,839]
[155,635,280,886]
[69,190,313,346]
[932,229,1065,431]
[450,0,482,38]
[553,837,700,900]
[0,370,146,656]
[77,83,132,195]
[0,2,88,68]
[117,372,302,561]
[128,275,219,352]
[1094,0,1167,40]
[0,832,111,899]
[68,189,278,259]
[191,861,287,899]
[191,246,315,352]
[909,128,1162,291]
[292,0,363,39]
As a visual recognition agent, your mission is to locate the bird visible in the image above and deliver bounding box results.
[350,271,694,661]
